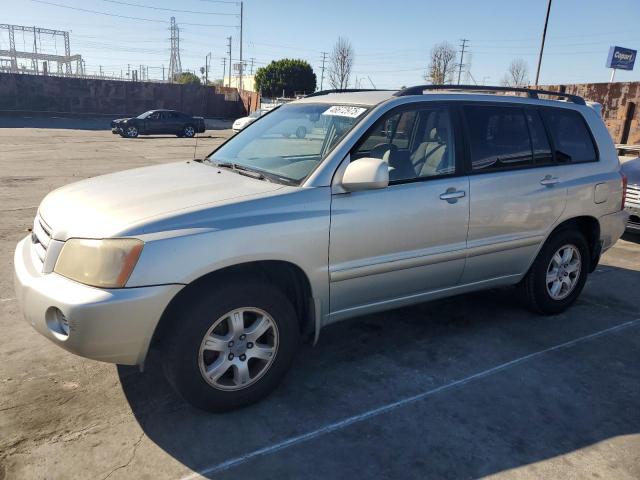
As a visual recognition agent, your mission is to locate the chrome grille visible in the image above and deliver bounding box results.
[627,184,640,208]
[31,215,52,266]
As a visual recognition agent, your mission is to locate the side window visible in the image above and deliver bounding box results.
[526,109,553,165]
[464,106,533,172]
[352,106,455,182]
[148,112,160,120]
[542,108,597,163]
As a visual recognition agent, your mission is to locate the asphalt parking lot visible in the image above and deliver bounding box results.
[0,122,639,479]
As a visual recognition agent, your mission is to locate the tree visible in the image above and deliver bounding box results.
[425,42,457,84]
[501,59,529,87]
[328,37,354,90]
[254,59,316,97]
[174,72,201,85]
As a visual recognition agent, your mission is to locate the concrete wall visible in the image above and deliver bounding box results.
[544,82,640,144]
[0,73,260,118]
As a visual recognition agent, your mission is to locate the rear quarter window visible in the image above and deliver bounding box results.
[542,108,597,163]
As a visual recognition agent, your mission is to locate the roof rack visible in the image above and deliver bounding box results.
[305,88,392,98]
[393,84,586,105]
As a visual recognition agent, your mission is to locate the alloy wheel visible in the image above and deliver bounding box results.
[198,307,278,391]
[546,244,582,300]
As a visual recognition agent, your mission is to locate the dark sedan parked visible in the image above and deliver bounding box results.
[111,109,206,138]
[622,157,640,233]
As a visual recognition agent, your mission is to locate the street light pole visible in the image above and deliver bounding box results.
[534,0,552,87]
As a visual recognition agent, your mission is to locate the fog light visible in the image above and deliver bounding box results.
[45,307,70,340]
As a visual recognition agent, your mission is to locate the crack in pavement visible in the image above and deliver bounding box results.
[100,431,145,480]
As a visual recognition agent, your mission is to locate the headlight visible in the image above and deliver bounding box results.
[54,238,144,288]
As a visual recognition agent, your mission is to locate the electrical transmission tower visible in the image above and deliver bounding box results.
[456,39,469,85]
[0,24,83,76]
[168,17,182,83]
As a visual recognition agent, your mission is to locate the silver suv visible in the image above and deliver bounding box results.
[14,86,628,411]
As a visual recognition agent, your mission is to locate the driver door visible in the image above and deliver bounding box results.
[328,104,470,320]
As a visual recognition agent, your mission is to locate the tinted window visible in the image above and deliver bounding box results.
[542,108,597,163]
[353,107,455,182]
[465,106,532,171]
[526,109,553,165]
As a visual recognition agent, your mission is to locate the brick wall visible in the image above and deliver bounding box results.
[544,82,640,144]
[0,73,260,118]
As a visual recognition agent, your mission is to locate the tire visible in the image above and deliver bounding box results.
[124,125,138,138]
[295,126,307,139]
[182,124,196,138]
[163,281,300,412]
[520,228,589,315]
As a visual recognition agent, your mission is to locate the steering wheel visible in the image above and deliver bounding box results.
[369,143,397,160]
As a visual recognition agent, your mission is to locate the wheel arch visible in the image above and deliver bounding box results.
[150,260,316,352]
[546,215,601,272]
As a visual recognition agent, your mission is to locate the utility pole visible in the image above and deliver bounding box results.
[249,57,255,75]
[227,36,232,88]
[162,64,165,82]
[221,58,227,87]
[534,0,552,87]
[319,51,328,90]
[205,52,211,85]
[457,39,469,85]
[239,1,243,92]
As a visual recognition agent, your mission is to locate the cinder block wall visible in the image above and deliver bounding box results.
[0,73,259,118]
[544,82,640,144]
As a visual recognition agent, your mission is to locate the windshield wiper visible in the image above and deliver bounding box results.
[206,159,297,185]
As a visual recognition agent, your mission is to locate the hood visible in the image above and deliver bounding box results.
[39,161,284,240]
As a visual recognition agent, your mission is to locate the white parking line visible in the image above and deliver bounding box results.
[178,318,640,480]
[0,298,16,303]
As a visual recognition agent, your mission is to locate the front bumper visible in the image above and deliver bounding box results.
[13,236,183,366]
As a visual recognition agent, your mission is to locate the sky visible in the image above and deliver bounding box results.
[2,0,640,89]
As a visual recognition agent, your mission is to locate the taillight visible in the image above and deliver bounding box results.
[621,171,628,210]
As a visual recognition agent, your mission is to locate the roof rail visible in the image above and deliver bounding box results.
[393,84,586,105]
[305,88,392,98]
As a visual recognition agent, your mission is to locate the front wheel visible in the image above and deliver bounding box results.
[163,281,300,412]
[125,125,138,138]
[520,229,589,315]
[182,124,196,138]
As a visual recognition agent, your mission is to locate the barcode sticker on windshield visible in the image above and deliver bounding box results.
[322,106,367,118]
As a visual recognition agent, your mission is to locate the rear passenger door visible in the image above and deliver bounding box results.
[460,104,567,284]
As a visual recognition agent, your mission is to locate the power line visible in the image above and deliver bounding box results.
[30,0,238,27]
[99,0,239,15]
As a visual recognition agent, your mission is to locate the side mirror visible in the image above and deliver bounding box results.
[341,157,389,192]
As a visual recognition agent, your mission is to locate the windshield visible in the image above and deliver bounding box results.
[207,103,368,184]
[136,110,154,119]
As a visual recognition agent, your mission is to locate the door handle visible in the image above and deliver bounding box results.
[439,188,466,202]
[540,175,559,186]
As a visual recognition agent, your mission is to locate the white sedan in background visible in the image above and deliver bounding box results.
[232,109,266,133]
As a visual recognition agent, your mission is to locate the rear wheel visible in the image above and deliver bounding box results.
[163,281,300,411]
[520,229,589,314]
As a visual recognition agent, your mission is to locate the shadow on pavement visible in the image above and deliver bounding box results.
[118,266,640,479]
